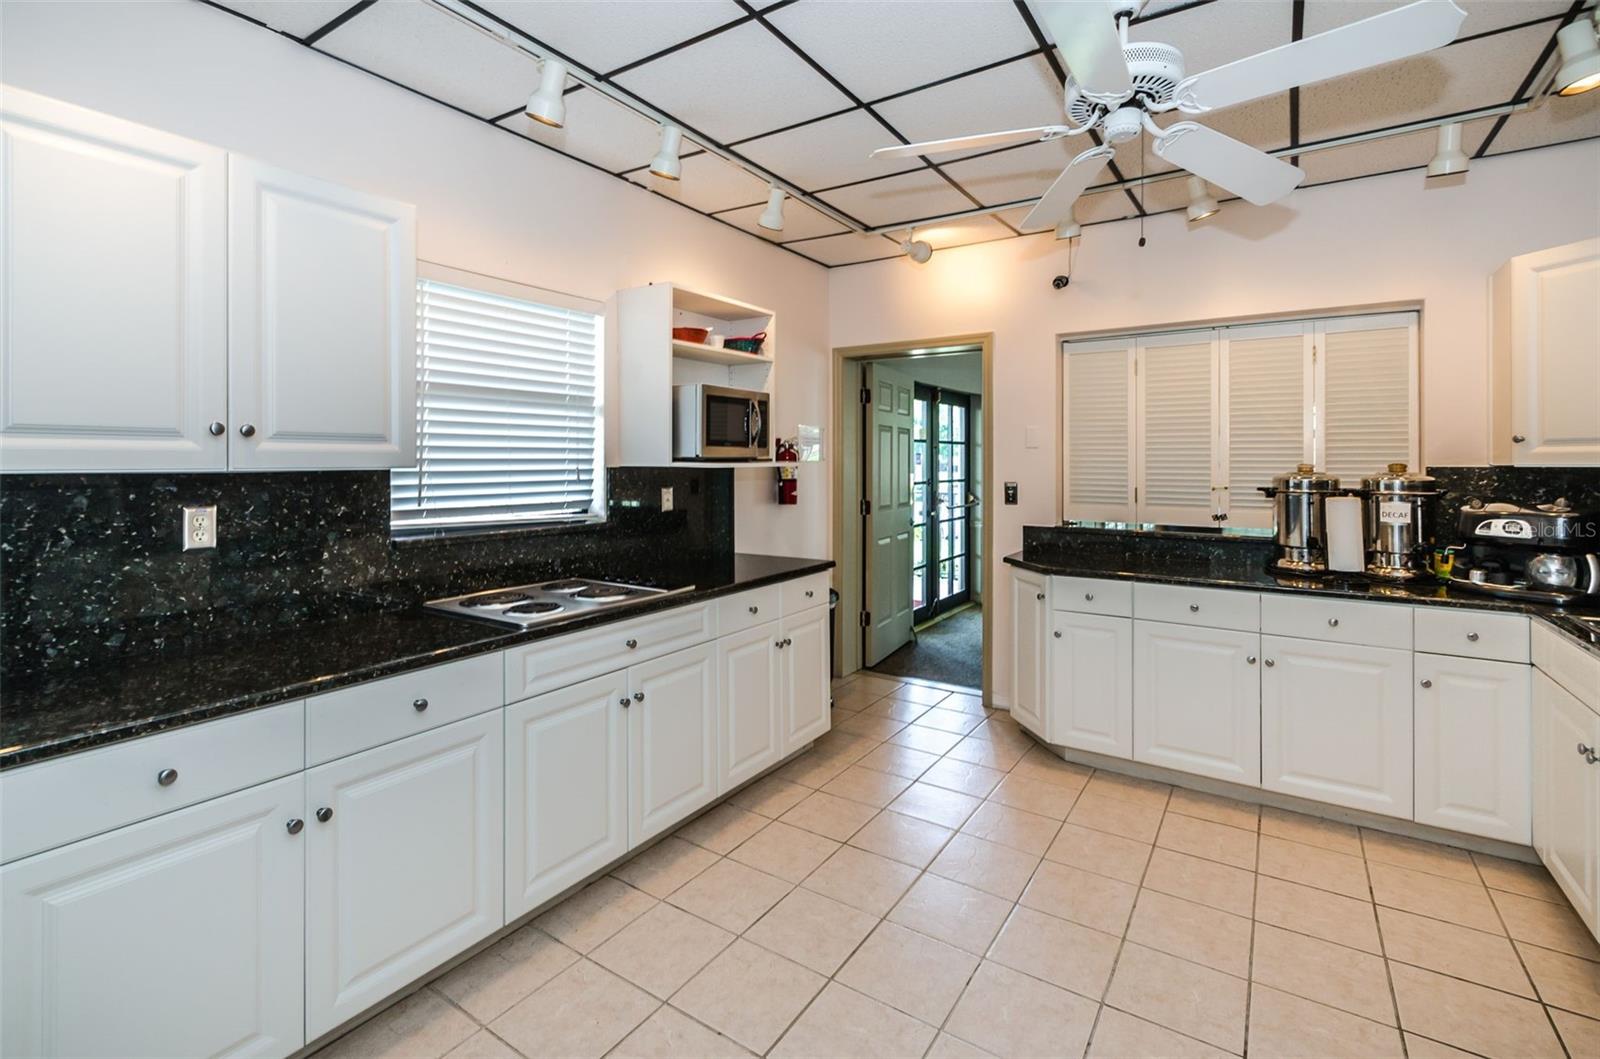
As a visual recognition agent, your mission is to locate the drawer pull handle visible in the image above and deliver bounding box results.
[1247,655,1257,665]
[633,691,645,703]
[1036,592,1046,601]
[1466,632,1480,642]
[315,807,333,823]
[749,605,759,614]
[156,768,179,787]
[286,818,304,835]
[413,697,429,712]
[1420,679,1433,689]
[626,638,639,649]
[1053,631,1062,639]
[1328,618,1340,628]
[1085,593,1095,601]
[1264,658,1275,667]
[1189,604,1200,613]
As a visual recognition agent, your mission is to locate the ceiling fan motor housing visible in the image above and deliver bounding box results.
[1065,40,1186,127]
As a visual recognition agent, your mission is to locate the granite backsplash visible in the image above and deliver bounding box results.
[1425,465,1600,543]
[0,466,732,681]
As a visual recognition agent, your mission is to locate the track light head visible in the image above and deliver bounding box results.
[650,125,683,180]
[757,186,785,231]
[525,59,568,128]
[1185,176,1219,223]
[901,233,933,263]
[1425,122,1469,179]
[1555,17,1600,96]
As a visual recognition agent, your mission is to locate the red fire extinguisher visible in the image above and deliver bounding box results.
[775,437,799,505]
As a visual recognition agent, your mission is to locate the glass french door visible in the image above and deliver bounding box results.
[912,385,974,623]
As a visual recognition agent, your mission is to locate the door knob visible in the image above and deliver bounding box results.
[1420,679,1433,688]
[208,421,225,437]
[413,697,429,712]
[238,423,256,438]
[286,818,304,835]
[633,691,645,703]
[315,807,333,823]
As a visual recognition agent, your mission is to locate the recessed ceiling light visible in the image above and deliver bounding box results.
[1426,122,1469,179]
[1185,177,1220,223]
[757,186,785,231]
[525,60,568,128]
[901,231,933,263]
[1555,16,1600,96]
[650,125,683,180]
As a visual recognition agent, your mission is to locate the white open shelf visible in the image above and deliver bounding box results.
[670,339,771,365]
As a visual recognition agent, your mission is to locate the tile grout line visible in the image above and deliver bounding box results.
[1477,854,1579,1059]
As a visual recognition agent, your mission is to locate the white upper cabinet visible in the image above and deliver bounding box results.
[1491,238,1600,466]
[0,88,228,471]
[1135,331,1218,527]
[1062,339,1135,522]
[1218,323,1313,530]
[228,157,416,470]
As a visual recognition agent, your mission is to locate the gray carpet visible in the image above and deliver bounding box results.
[870,605,982,689]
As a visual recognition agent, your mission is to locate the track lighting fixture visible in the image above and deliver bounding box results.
[650,124,683,180]
[901,231,933,263]
[1425,122,1469,179]
[1555,14,1600,96]
[1054,207,1081,240]
[525,59,568,128]
[1185,176,1220,223]
[757,186,785,231]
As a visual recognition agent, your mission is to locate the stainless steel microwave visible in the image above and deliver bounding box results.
[673,384,771,461]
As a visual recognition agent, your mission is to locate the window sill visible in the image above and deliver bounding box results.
[391,515,606,546]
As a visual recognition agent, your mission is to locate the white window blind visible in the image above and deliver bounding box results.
[1317,314,1418,485]
[1221,323,1313,530]
[1063,341,1135,521]
[1136,333,1216,526]
[390,273,603,530]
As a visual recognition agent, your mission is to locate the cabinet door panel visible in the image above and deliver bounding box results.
[1415,655,1530,843]
[228,157,415,470]
[306,713,503,1039]
[630,643,718,846]
[1262,636,1412,818]
[506,673,629,920]
[1133,621,1260,785]
[1010,569,1048,738]
[720,622,781,789]
[1508,239,1600,466]
[2,776,304,1059]
[1535,671,1599,932]
[0,88,227,471]
[782,607,830,754]
[1050,612,1132,758]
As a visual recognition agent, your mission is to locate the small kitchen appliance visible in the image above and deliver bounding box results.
[426,578,692,629]
[1257,464,1343,573]
[1448,498,1600,605]
[1360,463,1442,581]
[673,383,771,461]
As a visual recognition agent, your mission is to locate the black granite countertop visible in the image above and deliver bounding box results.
[1,553,833,771]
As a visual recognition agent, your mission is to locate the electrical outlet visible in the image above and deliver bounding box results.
[660,487,674,512]
[181,505,217,551]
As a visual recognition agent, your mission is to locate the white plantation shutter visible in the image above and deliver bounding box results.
[1063,340,1135,521]
[1136,332,1217,526]
[391,272,603,529]
[1221,323,1314,529]
[1316,313,1418,485]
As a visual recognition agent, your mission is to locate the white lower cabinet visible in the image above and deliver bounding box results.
[1050,611,1133,758]
[1534,670,1600,933]
[1133,620,1261,785]
[305,712,503,1040]
[1010,568,1049,738]
[781,606,831,753]
[1,775,306,1058]
[629,642,719,846]
[1262,636,1413,818]
[719,621,783,790]
[505,673,629,921]
[1414,654,1531,843]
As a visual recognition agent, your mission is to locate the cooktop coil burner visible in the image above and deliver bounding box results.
[425,578,691,629]
[504,600,563,616]
[536,579,591,593]
[459,591,532,608]
[574,585,639,600]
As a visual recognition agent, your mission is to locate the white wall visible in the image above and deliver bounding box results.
[829,142,1600,702]
[1,0,831,558]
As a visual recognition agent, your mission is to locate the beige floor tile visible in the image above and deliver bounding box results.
[928,831,1041,901]
[611,1007,752,1058]
[888,872,1012,955]
[1492,888,1600,959]
[1142,848,1255,917]
[1020,859,1138,936]
[1361,829,1479,883]
[727,775,813,820]
[1258,806,1363,855]
[887,781,983,828]
[1257,834,1368,898]
[802,844,921,916]
[919,756,1007,799]
[670,940,825,1055]
[854,741,941,779]
[1401,1033,1481,1059]
[1067,788,1166,844]
[590,903,734,999]
[1251,922,1395,1025]
[773,752,852,789]
[779,790,880,841]
[1368,862,1502,934]
[490,960,658,1059]
[848,808,954,868]
[535,877,657,954]
[830,683,888,712]
[891,682,952,706]
[890,725,966,755]
[836,921,980,1025]
[1378,906,1534,998]
[1164,788,1259,832]
[988,904,1121,998]
[1157,813,1258,871]
[433,924,579,1022]
[927,1032,997,1058]
[1126,889,1252,977]
[743,887,878,976]
[1253,875,1382,955]
[1009,746,1094,790]
[848,674,904,697]
[1388,962,1565,1059]
[961,801,1062,856]
[988,773,1081,820]
[913,707,985,736]
[836,712,908,741]
[665,858,791,933]
[820,764,914,808]
[611,837,720,899]
[941,692,989,714]
[810,729,879,763]
[1044,821,1153,884]
[1517,940,1600,1019]
[441,1029,519,1059]
[727,820,839,883]
[771,981,937,1058]
[318,988,478,1059]
[1104,943,1248,1053]
[1088,1008,1237,1059]
[946,960,1100,1058]
[1246,983,1403,1059]
[1471,853,1568,904]
[945,735,1026,770]
[675,803,771,855]
[858,697,932,723]
[1083,770,1172,810]
[966,717,1033,747]
[1551,1008,1600,1058]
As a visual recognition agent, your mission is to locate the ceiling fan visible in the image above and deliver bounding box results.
[872,0,1468,230]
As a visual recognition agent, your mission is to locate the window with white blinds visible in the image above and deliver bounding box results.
[1136,333,1217,526]
[1063,341,1135,520]
[390,269,603,531]
[1221,323,1313,530]
[1317,315,1417,485]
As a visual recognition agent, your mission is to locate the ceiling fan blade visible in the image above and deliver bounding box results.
[870,126,1071,160]
[1176,0,1466,113]
[1029,0,1133,99]
[1019,145,1115,230]
[1153,123,1304,205]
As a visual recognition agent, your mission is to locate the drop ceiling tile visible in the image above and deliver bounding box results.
[1304,0,1572,39]
[816,168,975,228]
[1297,116,1497,184]
[1298,21,1548,143]
[1483,91,1600,155]
[716,198,846,242]
[784,231,904,266]
[766,1,1038,102]
[873,55,1067,156]
[496,86,668,173]
[630,145,772,212]
[476,0,745,74]
[739,110,923,191]
[910,214,1016,250]
[612,21,851,143]
[939,139,1086,207]
[1129,0,1294,82]
[316,0,544,119]
[213,1,353,38]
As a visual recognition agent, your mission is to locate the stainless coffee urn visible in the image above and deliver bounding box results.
[1361,463,1441,580]
[1258,464,1342,573]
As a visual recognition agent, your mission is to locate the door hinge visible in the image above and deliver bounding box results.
[860,498,871,516]
[860,387,872,405]
[860,610,871,628]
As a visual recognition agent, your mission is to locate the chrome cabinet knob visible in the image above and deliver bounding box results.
[157,768,179,787]
[626,638,638,649]
[208,421,225,437]
[1189,604,1200,613]
[315,807,333,823]
[1247,656,1257,665]
[1085,593,1095,601]
[1053,631,1062,639]
[784,638,793,647]
[1512,434,1527,443]
[1327,618,1340,627]
[1466,632,1480,642]
[620,697,630,708]
[749,605,759,614]
[1264,658,1276,667]
[413,697,429,712]
[633,691,645,703]
[286,818,304,835]
[238,423,256,438]
[805,590,815,598]
[1420,679,1433,689]
[1036,592,1046,601]
[1580,743,1598,764]
[776,640,785,648]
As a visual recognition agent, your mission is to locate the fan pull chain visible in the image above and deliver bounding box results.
[1137,128,1147,248]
